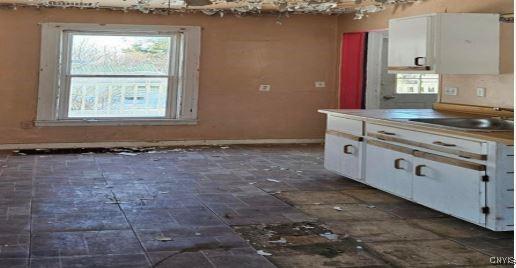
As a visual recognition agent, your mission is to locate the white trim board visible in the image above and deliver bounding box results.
[0,139,324,150]
[364,31,386,109]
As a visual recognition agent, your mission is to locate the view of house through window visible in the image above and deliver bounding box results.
[66,34,175,118]
[395,74,439,94]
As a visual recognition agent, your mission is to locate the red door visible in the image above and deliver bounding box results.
[340,33,367,109]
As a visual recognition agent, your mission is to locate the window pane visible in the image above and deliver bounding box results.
[397,74,421,79]
[68,77,168,118]
[70,35,171,75]
[396,78,421,94]
[420,74,439,79]
[420,79,439,94]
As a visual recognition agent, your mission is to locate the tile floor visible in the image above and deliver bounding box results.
[0,144,512,267]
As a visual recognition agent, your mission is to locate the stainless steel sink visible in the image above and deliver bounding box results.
[408,118,514,131]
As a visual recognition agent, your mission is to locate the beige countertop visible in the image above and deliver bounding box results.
[319,109,514,145]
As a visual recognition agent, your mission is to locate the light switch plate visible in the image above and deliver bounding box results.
[259,84,271,92]
[476,87,486,97]
[315,81,326,88]
[444,87,458,96]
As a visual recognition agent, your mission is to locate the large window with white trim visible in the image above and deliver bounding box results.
[36,23,200,126]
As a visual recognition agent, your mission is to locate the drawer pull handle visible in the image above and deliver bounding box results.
[433,141,457,147]
[415,165,426,176]
[343,145,353,155]
[394,158,405,170]
[378,131,396,136]
[414,57,426,66]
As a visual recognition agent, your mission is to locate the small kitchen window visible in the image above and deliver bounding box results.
[395,74,439,94]
[36,23,200,126]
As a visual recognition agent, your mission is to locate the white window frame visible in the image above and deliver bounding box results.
[36,23,200,126]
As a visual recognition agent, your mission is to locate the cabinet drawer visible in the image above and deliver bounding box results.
[366,123,487,159]
[327,116,363,136]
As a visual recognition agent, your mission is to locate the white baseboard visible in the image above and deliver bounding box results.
[0,138,324,150]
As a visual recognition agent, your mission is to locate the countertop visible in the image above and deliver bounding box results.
[319,109,514,145]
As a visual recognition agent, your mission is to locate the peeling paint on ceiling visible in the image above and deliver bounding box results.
[0,0,423,17]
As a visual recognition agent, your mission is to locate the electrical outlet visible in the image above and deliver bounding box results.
[315,81,326,88]
[259,84,271,92]
[476,87,486,97]
[444,87,458,96]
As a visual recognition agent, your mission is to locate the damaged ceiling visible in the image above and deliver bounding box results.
[0,0,422,17]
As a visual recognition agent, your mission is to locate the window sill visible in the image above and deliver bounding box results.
[34,119,198,127]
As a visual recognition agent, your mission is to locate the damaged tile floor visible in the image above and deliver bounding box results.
[0,144,512,267]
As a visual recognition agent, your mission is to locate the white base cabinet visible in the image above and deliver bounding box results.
[365,139,490,228]
[365,142,413,199]
[321,113,513,231]
[412,157,486,225]
[324,133,345,173]
[324,131,364,181]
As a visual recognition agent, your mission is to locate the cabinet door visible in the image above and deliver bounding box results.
[324,133,345,173]
[388,16,432,68]
[412,158,486,225]
[341,137,364,181]
[365,143,413,199]
[324,133,364,180]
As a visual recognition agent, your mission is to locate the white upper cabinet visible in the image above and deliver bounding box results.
[389,16,432,70]
[388,13,500,74]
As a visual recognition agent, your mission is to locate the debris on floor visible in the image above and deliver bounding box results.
[117,152,139,156]
[319,232,338,241]
[235,222,384,266]
[269,237,287,244]
[11,144,232,156]
[169,148,186,152]
[257,249,273,256]
[155,235,173,242]
[234,222,331,249]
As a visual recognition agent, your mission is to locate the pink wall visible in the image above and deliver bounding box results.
[0,8,339,145]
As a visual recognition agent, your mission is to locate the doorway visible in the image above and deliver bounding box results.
[364,31,438,109]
